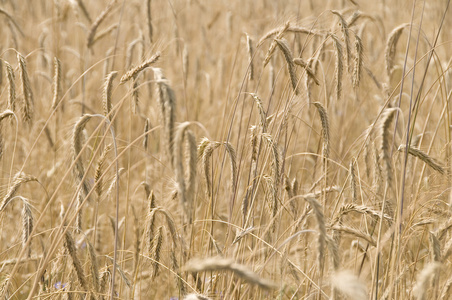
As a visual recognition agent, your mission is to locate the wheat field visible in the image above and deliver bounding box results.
[0,0,451,299]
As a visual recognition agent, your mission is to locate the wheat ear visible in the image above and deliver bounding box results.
[103,71,118,121]
[352,33,363,88]
[21,198,33,258]
[184,257,277,289]
[120,52,161,84]
[313,102,330,160]
[263,21,290,67]
[85,239,100,291]
[87,0,116,49]
[328,33,344,101]
[305,196,327,273]
[199,137,221,197]
[275,38,299,94]
[385,23,408,78]
[94,144,112,198]
[154,67,177,167]
[143,118,150,151]
[0,172,37,211]
[412,262,441,300]
[174,122,197,220]
[331,10,351,72]
[17,53,34,123]
[150,226,164,279]
[64,229,87,290]
[293,58,320,85]
[349,159,357,203]
[258,24,318,46]
[5,61,15,111]
[51,57,62,110]
[379,108,398,184]
[397,145,445,175]
[246,33,254,81]
[331,270,367,300]
[146,0,153,42]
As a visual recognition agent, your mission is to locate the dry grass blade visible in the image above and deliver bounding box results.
[397,145,445,175]
[183,257,277,289]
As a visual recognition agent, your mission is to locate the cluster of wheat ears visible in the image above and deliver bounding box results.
[0,0,451,299]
